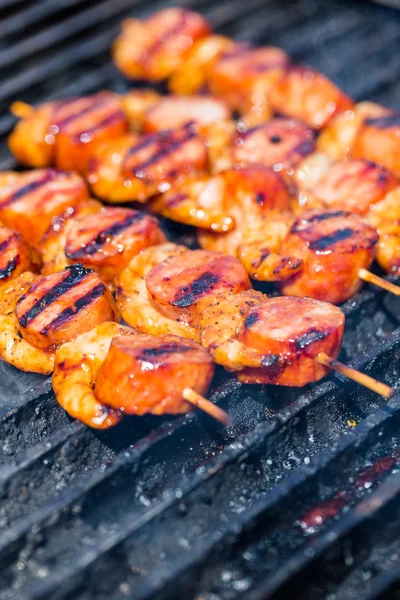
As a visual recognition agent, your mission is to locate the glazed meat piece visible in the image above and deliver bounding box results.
[15,264,118,351]
[42,206,166,284]
[169,35,234,95]
[95,334,215,416]
[232,118,315,177]
[0,272,55,374]
[142,95,231,132]
[53,322,134,429]
[352,114,400,176]
[195,165,290,250]
[317,101,393,160]
[9,92,128,172]
[201,291,345,386]
[368,187,400,275]
[0,225,40,285]
[0,169,89,245]
[121,89,161,131]
[279,210,378,303]
[209,45,289,113]
[269,67,353,129]
[308,159,397,214]
[39,199,103,275]
[113,8,210,81]
[115,244,251,340]
[88,124,208,202]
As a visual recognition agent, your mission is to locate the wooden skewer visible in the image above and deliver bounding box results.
[316,352,394,399]
[182,388,232,426]
[359,268,400,297]
[10,101,34,118]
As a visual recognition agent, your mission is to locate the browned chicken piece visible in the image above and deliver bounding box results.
[113,8,211,81]
[142,95,231,132]
[41,206,166,284]
[0,225,40,285]
[39,199,103,275]
[115,244,251,340]
[269,66,354,129]
[195,165,290,251]
[352,114,400,176]
[201,291,345,386]
[169,35,234,95]
[232,118,316,178]
[368,187,400,275]
[9,92,128,173]
[53,322,134,429]
[317,101,393,160]
[149,174,236,232]
[293,152,335,212]
[121,89,162,131]
[0,169,89,245]
[88,124,208,202]
[279,210,378,303]
[209,45,289,114]
[307,159,397,214]
[202,119,238,173]
[95,334,215,416]
[15,264,118,352]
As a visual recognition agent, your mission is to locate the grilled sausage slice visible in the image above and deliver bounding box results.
[317,101,393,160]
[197,165,291,254]
[88,124,208,202]
[352,114,400,176]
[113,8,210,81]
[269,67,353,129]
[0,169,89,245]
[143,95,231,132]
[0,272,55,374]
[15,264,118,351]
[201,291,345,386]
[0,225,40,285]
[9,93,128,172]
[146,249,251,327]
[209,45,289,112]
[64,207,166,283]
[279,210,378,303]
[115,243,195,339]
[95,334,215,416]
[310,159,397,214]
[233,118,315,177]
[53,322,134,429]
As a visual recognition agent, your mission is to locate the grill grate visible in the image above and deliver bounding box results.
[0,1,400,599]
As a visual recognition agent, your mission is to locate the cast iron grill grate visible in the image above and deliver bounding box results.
[0,1,400,599]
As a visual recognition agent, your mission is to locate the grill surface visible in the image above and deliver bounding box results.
[1,1,400,599]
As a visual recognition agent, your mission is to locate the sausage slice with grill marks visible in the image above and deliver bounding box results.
[0,225,40,285]
[201,291,345,386]
[209,45,289,113]
[95,334,215,416]
[352,114,400,176]
[269,66,354,129]
[53,322,134,429]
[113,8,211,81]
[309,159,397,215]
[278,210,378,303]
[232,118,315,179]
[15,264,118,351]
[63,207,166,284]
[9,92,128,172]
[0,169,89,245]
[88,124,208,203]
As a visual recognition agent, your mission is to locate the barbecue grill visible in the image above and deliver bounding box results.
[1,1,400,598]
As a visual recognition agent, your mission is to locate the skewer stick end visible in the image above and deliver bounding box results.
[182,388,233,426]
[359,268,400,297]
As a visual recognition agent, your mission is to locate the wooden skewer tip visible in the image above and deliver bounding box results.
[182,388,233,426]
[359,268,400,297]
[316,352,394,399]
